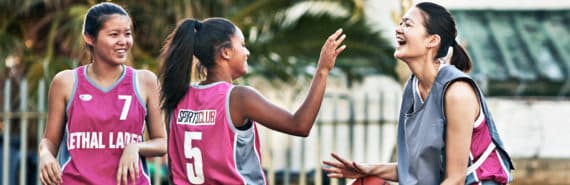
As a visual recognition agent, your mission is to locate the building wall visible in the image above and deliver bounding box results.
[489,98,570,158]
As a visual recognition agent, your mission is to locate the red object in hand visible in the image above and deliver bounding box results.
[350,176,389,185]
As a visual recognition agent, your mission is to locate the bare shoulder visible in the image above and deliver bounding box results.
[445,80,477,101]
[229,85,272,124]
[231,85,262,99]
[445,80,480,112]
[136,69,158,88]
[135,69,158,84]
[53,69,74,82]
[48,69,75,101]
[51,69,75,89]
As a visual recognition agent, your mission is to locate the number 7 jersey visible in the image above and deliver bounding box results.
[168,82,266,185]
[59,65,150,184]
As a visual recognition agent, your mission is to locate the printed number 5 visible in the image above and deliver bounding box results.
[118,95,132,120]
[185,132,205,184]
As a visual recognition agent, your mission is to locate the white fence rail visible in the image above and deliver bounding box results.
[0,79,400,185]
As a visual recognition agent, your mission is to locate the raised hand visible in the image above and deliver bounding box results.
[317,28,347,72]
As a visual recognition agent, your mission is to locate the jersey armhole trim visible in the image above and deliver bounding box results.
[65,69,78,112]
[133,70,148,114]
[473,108,485,128]
[226,86,253,135]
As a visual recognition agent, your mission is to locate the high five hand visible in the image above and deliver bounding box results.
[317,28,347,72]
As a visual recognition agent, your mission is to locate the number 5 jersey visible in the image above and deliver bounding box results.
[168,82,266,185]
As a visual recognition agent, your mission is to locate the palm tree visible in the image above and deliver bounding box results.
[0,0,396,108]
[113,0,398,86]
[203,0,397,84]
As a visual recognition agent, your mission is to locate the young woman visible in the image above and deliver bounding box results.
[159,18,345,184]
[323,2,513,185]
[38,2,166,185]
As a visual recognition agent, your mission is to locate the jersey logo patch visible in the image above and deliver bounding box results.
[176,109,216,126]
[79,94,93,101]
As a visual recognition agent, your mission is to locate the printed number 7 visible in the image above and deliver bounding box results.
[185,132,205,184]
[118,95,132,120]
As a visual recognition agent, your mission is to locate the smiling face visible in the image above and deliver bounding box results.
[394,7,433,61]
[85,14,133,65]
[226,26,250,79]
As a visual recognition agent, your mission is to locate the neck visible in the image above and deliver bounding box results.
[88,62,124,83]
[201,66,233,85]
[406,56,441,97]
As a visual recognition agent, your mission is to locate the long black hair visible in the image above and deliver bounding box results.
[416,2,472,72]
[83,2,130,54]
[159,17,236,116]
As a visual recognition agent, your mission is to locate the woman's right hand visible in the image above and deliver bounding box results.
[322,153,372,179]
[317,29,347,73]
[39,152,62,185]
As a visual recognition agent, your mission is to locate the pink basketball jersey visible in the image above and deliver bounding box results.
[59,65,150,184]
[168,82,266,185]
[468,114,510,184]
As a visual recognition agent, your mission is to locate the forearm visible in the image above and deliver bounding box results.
[131,137,166,157]
[39,139,59,158]
[293,69,329,134]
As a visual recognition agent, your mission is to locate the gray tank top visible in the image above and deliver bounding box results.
[396,65,513,185]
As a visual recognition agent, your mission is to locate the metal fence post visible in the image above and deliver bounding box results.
[37,80,45,185]
[363,93,369,161]
[299,138,306,185]
[20,79,29,185]
[347,95,354,161]
[315,119,322,185]
[378,91,384,161]
[330,95,338,185]
[3,80,11,185]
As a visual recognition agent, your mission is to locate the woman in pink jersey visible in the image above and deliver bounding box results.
[159,18,345,184]
[323,2,513,185]
[39,2,167,185]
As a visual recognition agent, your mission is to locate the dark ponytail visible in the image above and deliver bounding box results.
[159,19,199,116]
[416,2,472,72]
[159,17,236,117]
[450,42,472,72]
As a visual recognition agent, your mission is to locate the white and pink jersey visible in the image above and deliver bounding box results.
[59,65,150,184]
[168,82,266,185]
[467,113,511,184]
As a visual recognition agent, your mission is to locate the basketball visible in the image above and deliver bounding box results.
[350,176,389,185]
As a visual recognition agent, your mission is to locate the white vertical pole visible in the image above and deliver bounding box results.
[299,138,306,185]
[20,80,28,185]
[37,79,46,185]
[315,119,322,185]
[3,80,12,185]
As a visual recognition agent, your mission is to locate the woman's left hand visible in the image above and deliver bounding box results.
[323,153,370,179]
[117,143,140,185]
